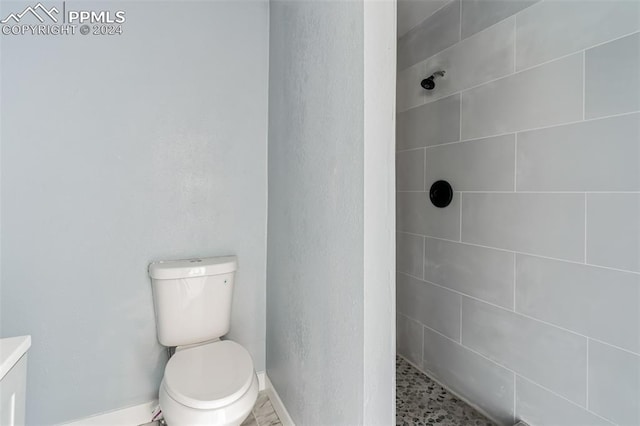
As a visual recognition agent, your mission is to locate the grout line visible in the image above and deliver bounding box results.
[397,233,640,276]
[396,146,428,154]
[398,270,640,357]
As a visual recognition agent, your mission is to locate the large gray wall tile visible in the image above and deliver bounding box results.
[398,273,461,341]
[397,0,450,38]
[419,17,515,104]
[516,255,640,353]
[398,0,460,71]
[589,341,640,426]
[586,33,640,119]
[425,238,514,309]
[462,298,587,405]
[397,231,425,278]
[516,0,640,70]
[516,377,613,426]
[397,313,424,367]
[397,191,461,240]
[397,94,461,150]
[462,53,583,140]
[462,0,538,39]
[397,149,425,191]
[587,194,640,273]
[461,193,585,261]
[516,113,640,191]
[425,135,515,191]
[423,327,515,424]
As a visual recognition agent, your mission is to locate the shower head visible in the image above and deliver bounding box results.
[421,70,446,91]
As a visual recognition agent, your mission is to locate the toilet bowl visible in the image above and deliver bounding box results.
[159,340,258,426]
[148,256,257,426]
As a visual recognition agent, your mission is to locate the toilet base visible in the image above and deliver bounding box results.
[159,372,259,426]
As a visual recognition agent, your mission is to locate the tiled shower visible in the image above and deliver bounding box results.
[396,1,640,425]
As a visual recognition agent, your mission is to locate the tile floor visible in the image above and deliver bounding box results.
[241,391,282,426]
[396,356,495,426]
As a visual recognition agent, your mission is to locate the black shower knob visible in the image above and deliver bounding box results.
[429,180,453,208]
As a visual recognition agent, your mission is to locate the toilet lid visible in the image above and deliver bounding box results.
[164,340,255,410]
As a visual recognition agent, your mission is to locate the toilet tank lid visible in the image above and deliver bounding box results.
[149,256,237,280]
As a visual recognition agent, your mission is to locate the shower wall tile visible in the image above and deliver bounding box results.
[397,313,424,367]
[461,53,583,139]
[396,1,640,422]
[418,17,515,104]
[397,60,430,112]
[424,238,514,309]
[461,193,585,261]
[397,191,461,240]
[588,341,640,426]
[462,298,588,405]
[516,113,640,191]
[516,255,640,353]
[397,273,461,341]
[515,377,613,426]
[422,326,515,424]
[461,0,538,40]
[587,194,640,273]
[397,0,460,71]
[396,149,425,191]
[396,94,461,150]
[425,134,515,191]
[397,0,450,38]
[397,231,425,278]
[585,33,640,119]
[515,0,640,70]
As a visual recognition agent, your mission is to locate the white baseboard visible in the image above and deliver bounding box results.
[60,370,290,426]
[264,374,295,426]
[60,400,157,426]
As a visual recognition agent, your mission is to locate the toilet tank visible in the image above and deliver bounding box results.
[149,256,237,347]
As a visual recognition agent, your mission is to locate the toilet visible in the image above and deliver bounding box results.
[149,256,258,426]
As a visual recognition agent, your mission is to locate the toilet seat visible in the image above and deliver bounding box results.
[163,340,255,410]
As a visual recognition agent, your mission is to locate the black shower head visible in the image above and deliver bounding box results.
[420,70,446,91]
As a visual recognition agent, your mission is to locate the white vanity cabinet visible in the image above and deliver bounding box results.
[0,336,31,426]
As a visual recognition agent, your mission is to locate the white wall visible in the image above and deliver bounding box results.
[396,1,640,425]
[266,0,396,424]
[0,2,269,424]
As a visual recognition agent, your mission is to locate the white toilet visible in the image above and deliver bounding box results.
[149,256,258,426]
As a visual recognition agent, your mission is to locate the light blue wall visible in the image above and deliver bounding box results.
[266,1,366,424]
[0,2,269,424]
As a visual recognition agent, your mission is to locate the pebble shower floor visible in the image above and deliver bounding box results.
[396,356,495,426]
